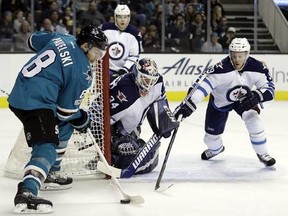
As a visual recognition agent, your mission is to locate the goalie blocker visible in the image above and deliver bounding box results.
[108,98,179,177]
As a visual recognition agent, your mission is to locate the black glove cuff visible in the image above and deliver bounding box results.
[184,97,197,112]
[69,109,89,129]
[254,89,264,102]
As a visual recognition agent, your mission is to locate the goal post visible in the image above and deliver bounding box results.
[4,54,111,179]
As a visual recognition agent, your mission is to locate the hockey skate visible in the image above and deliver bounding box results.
[201,146,225,160]
[41,171,73,191]
[14,182,53,214]
[257,153,276,166]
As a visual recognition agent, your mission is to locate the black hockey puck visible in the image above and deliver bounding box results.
[120,199,131,204]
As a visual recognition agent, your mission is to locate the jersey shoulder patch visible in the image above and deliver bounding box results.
[208,57,234,74]
[244,57,269,73]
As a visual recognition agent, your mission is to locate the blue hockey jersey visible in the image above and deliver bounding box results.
[110,73,166,134]
[8,32,92,118]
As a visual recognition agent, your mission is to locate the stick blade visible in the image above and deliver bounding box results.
[154,183,160,191]
[155,184,174,192]
[97,161,121,178]
[129,195,145,204]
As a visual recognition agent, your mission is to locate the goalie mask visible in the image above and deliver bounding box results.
[229,38,250,71]
[135,58,160,97]
[114,4,130,31]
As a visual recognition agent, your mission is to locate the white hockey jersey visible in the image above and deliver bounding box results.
[191,56,275,109]
[101,22,142,72]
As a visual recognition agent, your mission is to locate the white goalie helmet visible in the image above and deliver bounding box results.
[135,58,160,96]
[114,4,130,30]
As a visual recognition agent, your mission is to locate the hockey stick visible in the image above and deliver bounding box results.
[97,133,162,178]
[87,128,145,204]
[0,88,10,96]
[154,124,180,191]
[154,70,210,190]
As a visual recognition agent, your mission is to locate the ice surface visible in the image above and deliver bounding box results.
[1,102,287,216]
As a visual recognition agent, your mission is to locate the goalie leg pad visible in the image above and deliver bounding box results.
[135,142,160,174]
[147,98,179,138]
[9,106,59,147]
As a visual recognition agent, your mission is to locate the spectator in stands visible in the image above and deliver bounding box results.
[185,3,196,24]
[167,5,183,27]
[40,0,61,24]
[0,10,14,39]
[1,0,27,14]
[40,18,54,32]
[191,12,207,52]
[191,0,205,15]
[201,32,223,53]
[61,6,73,34]
[78,0,105,28]
[150,11,163,41]
[97,0,117,21]
[13,9,25,33]
[167,14,193,52]
[49,10,68,34]
[211,0,225,16]
[219,26,236,52]
[142,24,161,52]
[211,5,223,32]
[13,20,31,51]
[215,16,228,38]
[26,12,37,32]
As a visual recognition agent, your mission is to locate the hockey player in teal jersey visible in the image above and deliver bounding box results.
[8,25,108,214]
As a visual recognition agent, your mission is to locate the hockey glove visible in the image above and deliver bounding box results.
[174,95,197,120]
[69,109,90,133]
[239,90,263,112]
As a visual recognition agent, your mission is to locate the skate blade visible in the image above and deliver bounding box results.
[40,183,72,191]
[14,203,53,214]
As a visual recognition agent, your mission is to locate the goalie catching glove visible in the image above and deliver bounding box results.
[239,89,263,112]
[69,109,90,133]
[174,87,197,120]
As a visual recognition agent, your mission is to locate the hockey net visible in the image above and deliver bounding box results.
[4,55,111,179]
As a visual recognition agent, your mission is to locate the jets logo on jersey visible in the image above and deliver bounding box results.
[117,90,128,102]
[109,42,125,60]
[226,85,250,102]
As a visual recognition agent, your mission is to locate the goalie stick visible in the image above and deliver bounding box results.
[87,128,144,204]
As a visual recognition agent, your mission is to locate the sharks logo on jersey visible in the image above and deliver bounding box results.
[108,42,125,60]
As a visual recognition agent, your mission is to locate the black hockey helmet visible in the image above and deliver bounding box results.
[76,25,108,51]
